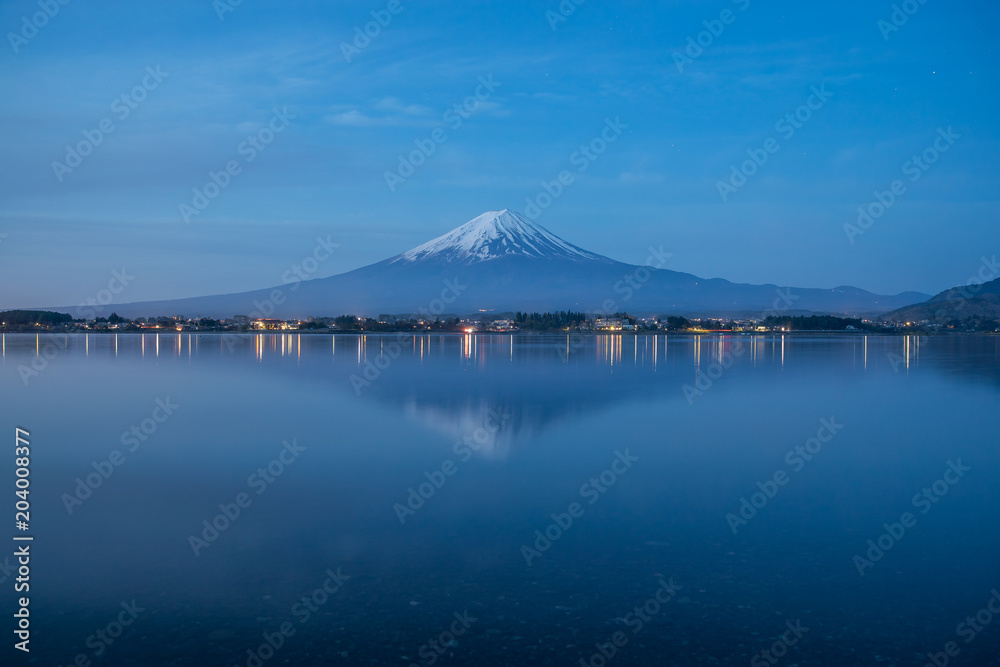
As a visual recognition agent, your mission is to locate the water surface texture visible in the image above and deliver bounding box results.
[3,333,999,666]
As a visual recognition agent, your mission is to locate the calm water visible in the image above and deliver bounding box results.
[2,333,999,666]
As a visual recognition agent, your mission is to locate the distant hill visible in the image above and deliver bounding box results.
[884,277,1000,324]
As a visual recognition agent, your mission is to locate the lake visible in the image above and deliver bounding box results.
[3,333,999,666]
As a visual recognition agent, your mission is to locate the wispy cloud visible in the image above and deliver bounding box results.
[324,96,437,128]
[373,97,432,116]
[325,94,506,127]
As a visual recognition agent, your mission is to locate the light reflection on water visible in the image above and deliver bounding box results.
[1,333,998,665]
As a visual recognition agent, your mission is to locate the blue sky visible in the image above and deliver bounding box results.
[1,0,997,308]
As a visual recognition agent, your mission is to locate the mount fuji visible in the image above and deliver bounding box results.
[82,209,928,318]
[392,210,610,265]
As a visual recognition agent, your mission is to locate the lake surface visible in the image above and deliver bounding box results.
[2,333,999,666]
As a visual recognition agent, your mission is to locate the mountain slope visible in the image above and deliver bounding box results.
[47,209,929,318]
[884,277,1000,323]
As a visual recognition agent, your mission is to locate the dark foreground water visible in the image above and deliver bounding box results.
[1,333,999,666]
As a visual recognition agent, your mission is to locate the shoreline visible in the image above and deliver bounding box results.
[1,330,994,337]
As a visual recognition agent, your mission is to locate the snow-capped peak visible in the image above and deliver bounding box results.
[391,209,610,265]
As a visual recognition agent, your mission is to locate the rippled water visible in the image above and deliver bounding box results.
[2,332,999,666]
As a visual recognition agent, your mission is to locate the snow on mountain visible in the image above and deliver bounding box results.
[390,209,611,264]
